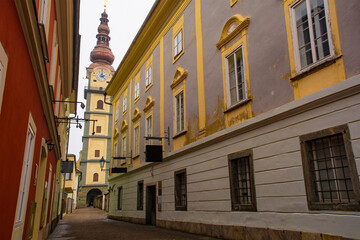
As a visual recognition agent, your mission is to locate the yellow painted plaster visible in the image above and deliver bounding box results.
[90,114,109,136]
[87,138,107,160]
[283,0,345,100]
[85,162,106,185]
[160,37,165,141]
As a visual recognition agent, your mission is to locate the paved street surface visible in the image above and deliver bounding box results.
[47,208,219,240]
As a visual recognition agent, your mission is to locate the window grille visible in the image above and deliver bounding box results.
[137,181,144,210]
[175,170,187,211]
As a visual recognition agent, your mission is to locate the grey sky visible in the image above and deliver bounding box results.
[68,0,156,161]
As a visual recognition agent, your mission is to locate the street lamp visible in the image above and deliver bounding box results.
[100,156,106,171]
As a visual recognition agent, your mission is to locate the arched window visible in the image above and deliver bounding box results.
[97,100,103,109]
[93,173,98,182]
[102,37,105,41]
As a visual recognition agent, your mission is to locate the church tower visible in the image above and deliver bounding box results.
[78,10,114,208]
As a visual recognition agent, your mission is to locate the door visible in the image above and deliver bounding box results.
[146,185,156,225]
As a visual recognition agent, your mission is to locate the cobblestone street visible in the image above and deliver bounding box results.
[47,208,219,240]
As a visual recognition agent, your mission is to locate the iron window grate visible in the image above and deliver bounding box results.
[307,133,355,203]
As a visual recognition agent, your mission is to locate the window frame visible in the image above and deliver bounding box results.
[0,41,9,114]
[145,66,152,88]
[93,173,98,182]
[174,169,187,211]
[173,29,183,60]
[137,181,144,210]
[134,81,140,101]
[96,100,104,109]
[174,90,185,134]
[134,125,140,157]
[228,149,257,211]
[96,126,101,133]
[117,187,122,210]
[95,150,100,158]
[289,0,335,74]
[300,125,360,211]
[225,45,248,108]
[123,96,127,114]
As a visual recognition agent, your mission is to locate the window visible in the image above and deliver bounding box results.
[145,66,152,88]
[226,46,246,106]
[228,150,257,211]
[96,100,103,109]
[15,123,36,223]
[93,173,98,182]
[174,30,183,58]
[290,0,333,71]
[134,81,140,100]
[174,169,187,211]
[0,41,9,114]
[115,100,120,121]
[65,173,71,180]
[146,115,152,137]
[300,125,360,211]
[122,136,127,157]
[123,96,127,113]
[40,0,49,24]
[96,126,101,133]
[137,181,144,210]
[95,150,100,158]
[117,187,122,210]
[113,142,118,157]
[175,91,185,134]
[134,126,140,156]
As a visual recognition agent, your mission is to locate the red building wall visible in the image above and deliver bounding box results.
[0,1,57,239]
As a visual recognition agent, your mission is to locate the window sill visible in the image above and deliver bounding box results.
[224,98,252,113]
[173,130,187,139]
[145,82,153,92]
[134,97,140,104]
[308,202,360,211]
[122,110,127,116]
[173,50,184,64]
[291,55,342,81]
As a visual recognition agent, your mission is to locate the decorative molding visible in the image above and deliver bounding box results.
[170,66,187,89]
[121,120,128,133]
[216,15,250,50]
[113,128,119,139]
[143,96,155,112]
[132,108,141,122]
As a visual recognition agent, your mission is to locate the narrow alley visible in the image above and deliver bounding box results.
[47,208,219,240]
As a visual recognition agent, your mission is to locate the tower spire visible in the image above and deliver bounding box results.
[89,8,115,70]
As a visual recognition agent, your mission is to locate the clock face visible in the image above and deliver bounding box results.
[96,71,108,82]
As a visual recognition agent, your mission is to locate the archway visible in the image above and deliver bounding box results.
[86,189,102,207]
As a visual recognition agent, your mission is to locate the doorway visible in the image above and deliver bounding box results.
[86,189,102,207]
[146,185,156,225]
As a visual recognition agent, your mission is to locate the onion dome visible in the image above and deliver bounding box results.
[89,10,115,70]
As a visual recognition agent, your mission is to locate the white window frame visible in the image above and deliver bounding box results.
[40,0,49,25]
[14,115,36,226]
[225,45,247,108]
[134,82,140,100]
[0,41,8,115]
[123,96,127,113]
[174,30,183,58]
[146,115,152,137]
[134,126,140,156]
[289,0,334,73]
[122,136,127,157]
[175,91,185,134]
[145,66,152,87]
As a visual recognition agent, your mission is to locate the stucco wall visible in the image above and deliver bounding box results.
[109,76,360,239]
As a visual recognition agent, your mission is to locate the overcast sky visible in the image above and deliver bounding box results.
[68,0,156,161]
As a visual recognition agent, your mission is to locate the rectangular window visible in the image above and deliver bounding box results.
[64,173,71,180]
[227,46,246,106]
[15,126,36,223]
[95,150,100,158]
[174,169,187,211]
[134,82,140,100]
[228,150,256,211]
[175,91,185,134]
[145,66,152,87]
[96,126,101,133]
[174,30,183,58]
[146,115,152,137]
[117,187,122,210]
[134,126,140,156]
[300,125,360,211]
[137,181,144,210]
[122,136,127,157]
[123,96,127,113]
[291,0,333,70]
